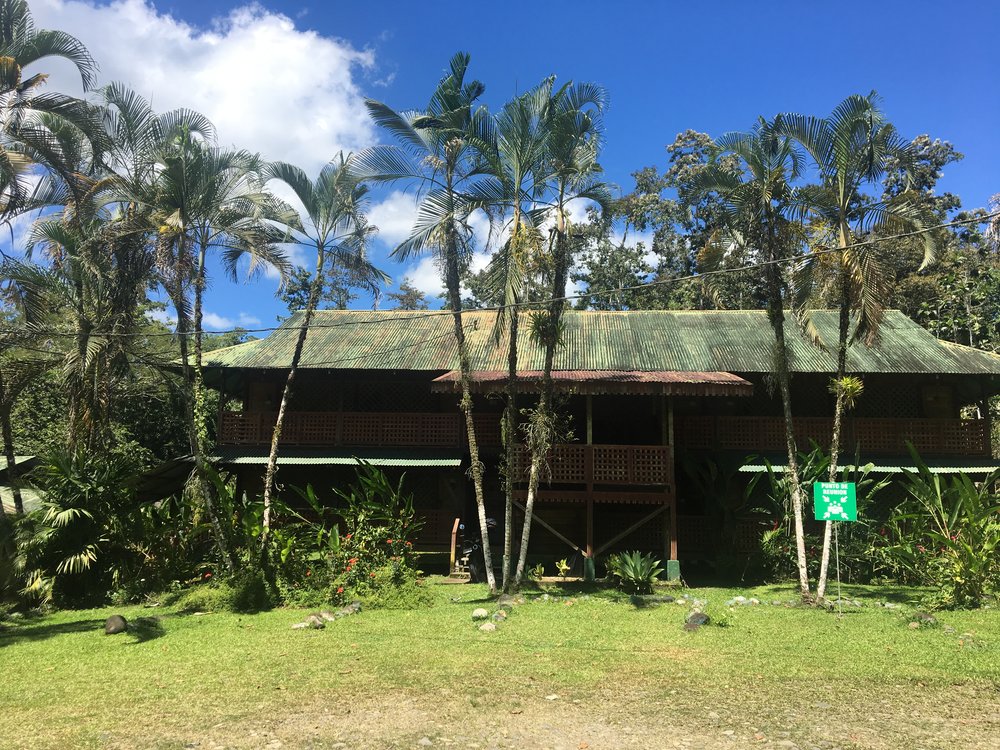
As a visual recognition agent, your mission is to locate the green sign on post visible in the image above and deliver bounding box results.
[813,482,857,522]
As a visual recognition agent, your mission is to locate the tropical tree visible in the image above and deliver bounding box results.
[511,81,610,589]
[258,154,386,557]
[150,133,294,567]
[689,117,812,600]
[470,80,552,590]
[0,0,101,221]
[781,93,938,600]
[352,52,501,592]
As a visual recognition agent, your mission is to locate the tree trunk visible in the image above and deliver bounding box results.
[260,244,326,558]
[764,223,811,601]
[444,228,496,594]
[501,308,518,592]
[513,206,572,589]
[188,240,237,573]
[816,259,852,601]
[0,371,23,515]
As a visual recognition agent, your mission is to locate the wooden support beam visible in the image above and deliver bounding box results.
[594,504,667,557]
[586,496,594,558]
[666,396,677,560]
[512,499,582,553]
[586,394,593,445]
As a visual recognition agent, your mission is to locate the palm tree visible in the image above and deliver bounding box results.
[352,53,501,593]
[258,154,387,555]
[690,117,813,600]
[511,82,610,589]
[470,80,552,591]
[780,93,937,600]
[0,0,101,221]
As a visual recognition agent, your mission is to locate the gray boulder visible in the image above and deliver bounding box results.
[471,607,489,620]
[684,611,710,631]
[104,615,128,635]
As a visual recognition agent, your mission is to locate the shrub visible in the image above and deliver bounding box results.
[607,551,664,594]
[880,454,1000,608]
[12,446,197,606]
[226,569,275,613]
[267,462,426,608]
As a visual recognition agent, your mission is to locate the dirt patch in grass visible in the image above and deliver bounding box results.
[94,681,1000,750]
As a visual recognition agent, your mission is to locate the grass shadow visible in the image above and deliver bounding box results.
[0,617,105,647]
[126,616,166,643]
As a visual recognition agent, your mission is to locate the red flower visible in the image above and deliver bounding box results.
[345,533,353,540]
[337,586,344,594]
[349,558,358,564]
[405,541,412,547]
[370,572,376,578]
[387,538,393,544]
[306,570,311,577]
[203,572,212,579]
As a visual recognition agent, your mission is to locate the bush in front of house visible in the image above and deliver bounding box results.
[274,461,428,610]
[875,454,1000,609]
[606,550,664,594]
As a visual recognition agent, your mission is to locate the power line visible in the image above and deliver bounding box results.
[2,210,997,342]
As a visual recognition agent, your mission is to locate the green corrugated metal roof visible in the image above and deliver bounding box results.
[739,457,1000,474]
[201,309,1000,376]
[209,446,462,467]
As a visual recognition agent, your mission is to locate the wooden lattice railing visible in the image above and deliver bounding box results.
[512,444,673,487]
[675,416,991,456]
[218,411,463,447]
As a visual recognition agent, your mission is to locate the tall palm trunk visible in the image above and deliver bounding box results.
[184,239,237,572]
[501,307,518,592]
[0,371,23,515]
[260,245,326,557]
[443,222,496,594]
[816,248,852,601]
[764,221,811,600]
[513,207,571,588]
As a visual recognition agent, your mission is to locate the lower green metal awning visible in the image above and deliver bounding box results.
[208,446,463,467]
[738,456,1000,474]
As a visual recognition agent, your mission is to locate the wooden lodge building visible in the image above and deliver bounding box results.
[200,309,1000,575]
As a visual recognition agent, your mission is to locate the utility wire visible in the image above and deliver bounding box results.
[2,210,997,342]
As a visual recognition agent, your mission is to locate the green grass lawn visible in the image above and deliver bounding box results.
[1,579,998,749]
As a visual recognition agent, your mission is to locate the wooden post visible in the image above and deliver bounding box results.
[666,396,677,562]
[586,394,593,445]
[585,443,594,558]
[449,517,460,574]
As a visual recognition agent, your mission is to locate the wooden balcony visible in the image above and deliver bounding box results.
[219,410,463,447]
[512,444,673,489]
[676,416,991,456]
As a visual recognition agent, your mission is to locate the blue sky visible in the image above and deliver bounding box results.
[19,0,1000,330]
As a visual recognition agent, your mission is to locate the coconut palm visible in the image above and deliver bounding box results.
[352,52,502,592]
[689,117,813,600]
[510,81,610,589]
[780,93,938,600]
[258,154,387,554]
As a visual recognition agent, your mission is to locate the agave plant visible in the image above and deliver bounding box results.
[606,550,664,595]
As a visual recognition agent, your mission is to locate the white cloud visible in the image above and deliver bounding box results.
[237,312,262,327]
[32,0,377,176]
[404,256,444,298]
[145,308,176,326]
[202,311,235,330]
[368,190,419,248]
